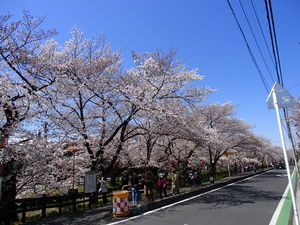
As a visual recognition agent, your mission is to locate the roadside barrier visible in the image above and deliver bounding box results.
[112,191,129,217]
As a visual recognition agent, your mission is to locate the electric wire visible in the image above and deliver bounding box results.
[238,0,275,84]
[280,110,298,159]
[264,0,298,168]
[265,0,296,151]
[249,0,276,70]
[264,0,281,84]
[226,0,270,93]
[268,0,284,86]
[228,0,298,160]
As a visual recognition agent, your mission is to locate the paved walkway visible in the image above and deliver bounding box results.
[27,170,266,225]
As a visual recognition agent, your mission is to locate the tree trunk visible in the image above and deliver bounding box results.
[210,163,217,179]
[0,160,19,224]
[208,147,216,178]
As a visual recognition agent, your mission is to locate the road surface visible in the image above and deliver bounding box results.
[109,169,288,225]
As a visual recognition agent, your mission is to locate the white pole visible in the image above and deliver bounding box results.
[272,89,299,225]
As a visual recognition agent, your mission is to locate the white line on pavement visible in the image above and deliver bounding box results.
[268,184,289,225]
[268,168,295,225]
[106,170,271,225]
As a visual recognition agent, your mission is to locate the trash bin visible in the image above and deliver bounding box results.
[113,190,129,217]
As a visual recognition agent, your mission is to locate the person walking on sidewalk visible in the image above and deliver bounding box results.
[172,170,180,195]
[121,170,129,189]
[142,170,154,201]
[209,170,215,184]
[99,177,108,204]
[130,172,139,204]
[157,173,167,199]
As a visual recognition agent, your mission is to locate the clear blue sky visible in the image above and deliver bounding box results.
[2,0,300,146]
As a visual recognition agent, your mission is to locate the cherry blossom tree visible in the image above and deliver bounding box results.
[124,102,208,172]
[0,11,57,222]
[291,97,300,139]
[42,30,213,177]
[0,13,286,218]
[183,103,259,177]
[41,27,124,176]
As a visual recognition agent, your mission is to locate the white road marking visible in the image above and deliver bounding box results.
[268,169,295,225]
[268,184,289,225]
[106,170,272,225]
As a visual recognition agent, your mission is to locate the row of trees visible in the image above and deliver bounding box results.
[291,97,300,140]
[0,11,289,221]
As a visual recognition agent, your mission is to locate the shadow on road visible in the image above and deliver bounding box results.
[170,184,282,211]
[28,207,113,225]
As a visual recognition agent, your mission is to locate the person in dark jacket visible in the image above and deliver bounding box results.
[130,172,139,204]
[142,170,154,201]
[121,170,129,189]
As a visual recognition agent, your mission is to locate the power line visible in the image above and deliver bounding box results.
[226,0,270,93]
[238,0,275,84]
[267,0,284,85]
[249,0,276,70]
[264,0,299,174]
[264,0,281,84]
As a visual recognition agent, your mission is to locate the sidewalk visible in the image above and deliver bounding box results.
[27,170,267,225]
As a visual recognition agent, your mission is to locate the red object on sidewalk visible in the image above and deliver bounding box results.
[112,191,129,217]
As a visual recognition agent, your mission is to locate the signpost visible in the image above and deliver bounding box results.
[266,82,299,225]
[84,170,96,193]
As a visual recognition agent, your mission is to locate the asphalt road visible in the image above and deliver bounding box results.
[110,169,288,225]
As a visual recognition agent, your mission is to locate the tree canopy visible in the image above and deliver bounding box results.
[0,12,285,199]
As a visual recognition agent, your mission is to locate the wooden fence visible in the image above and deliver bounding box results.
[15,189,119,223]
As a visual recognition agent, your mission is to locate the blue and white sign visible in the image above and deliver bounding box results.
[266,82,294,109]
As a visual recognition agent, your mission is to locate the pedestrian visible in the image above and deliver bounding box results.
[197,169,202,184]
[130,172,139,204]
[121,170,129,189]
[190,171,197,185]
[208,170,214,184]
[172,170,180,195]
[99,177,108,204]
[157,173,167,199]
[143,170,154,201]
[255,164,259,172]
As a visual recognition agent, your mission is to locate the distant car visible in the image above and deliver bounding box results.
[276,162,285,169]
